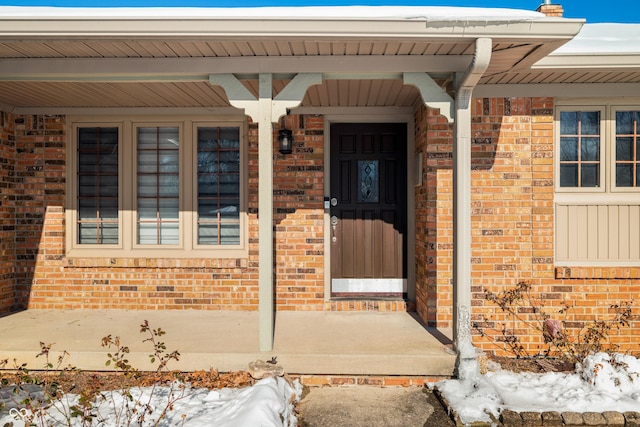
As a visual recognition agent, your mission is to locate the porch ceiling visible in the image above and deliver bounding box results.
[0,9,589,110]
[0,79,426,109]
[0,40,482,110]
[0,40,571,110]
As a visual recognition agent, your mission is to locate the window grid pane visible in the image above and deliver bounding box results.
[197,127,240,245]
[615,111,640,188]
[559,111,601,188]
[137,127,180,245]
[77,127,119,244]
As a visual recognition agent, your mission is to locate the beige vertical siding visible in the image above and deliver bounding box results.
[556,204,640,263]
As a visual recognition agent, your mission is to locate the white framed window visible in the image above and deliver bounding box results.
[556,107,605,192]
[555,101,640,265]
[612,108,640,191]
[66,116,247,258]
[555,104,640,194]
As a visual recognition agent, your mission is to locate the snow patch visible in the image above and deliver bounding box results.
[433,353,640,426]
[0,376,302,427]
[553,23,640,54]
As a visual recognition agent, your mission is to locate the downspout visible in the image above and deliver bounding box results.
[453,37,491,368]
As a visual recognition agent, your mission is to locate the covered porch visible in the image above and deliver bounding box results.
[0,310,455,376]
[0,6,586,366]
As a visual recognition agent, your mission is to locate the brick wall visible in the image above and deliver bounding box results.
[469,98,547,353]
[6,103,638,349]
[14,115,66,309]
[3,111,410,313]
[5,113,327,312]
[273,114,325,311]
[0,111,16,311]
[414,97,639,354]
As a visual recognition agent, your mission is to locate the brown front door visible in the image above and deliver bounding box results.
[329,123,407,297]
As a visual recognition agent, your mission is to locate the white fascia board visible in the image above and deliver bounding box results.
[0,16,583,42]
[533,54,640,70]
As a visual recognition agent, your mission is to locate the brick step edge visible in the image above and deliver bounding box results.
[290,374,447,387]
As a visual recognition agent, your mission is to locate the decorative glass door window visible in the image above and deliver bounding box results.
[357,160,379,203]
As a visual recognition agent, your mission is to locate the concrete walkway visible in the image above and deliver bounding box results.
[298,386,455,427]
[0,309,455,376]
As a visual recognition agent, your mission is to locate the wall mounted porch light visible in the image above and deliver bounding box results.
[278,129,293,155]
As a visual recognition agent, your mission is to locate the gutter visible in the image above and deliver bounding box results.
[0,13,585,41]
[456,37,492,110]
[452,37,491,370]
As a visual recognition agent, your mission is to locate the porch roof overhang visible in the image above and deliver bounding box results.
[475,22,640,97]
[0,6,585,112]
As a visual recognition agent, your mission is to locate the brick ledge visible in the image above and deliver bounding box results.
[555,266,640,279]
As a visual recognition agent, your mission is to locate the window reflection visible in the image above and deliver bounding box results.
[77,127,119,244]
[136,127,180,245]
[197,127,241,245]
[615,111,640,188]
[559,111,601,188]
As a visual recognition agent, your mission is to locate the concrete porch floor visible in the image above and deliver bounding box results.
[0,310,455,377]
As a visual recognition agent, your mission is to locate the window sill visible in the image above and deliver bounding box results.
[62,256,248,269]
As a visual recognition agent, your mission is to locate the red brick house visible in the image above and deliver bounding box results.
[0,4,638,360]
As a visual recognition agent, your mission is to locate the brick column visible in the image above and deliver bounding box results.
[414,105,454,328]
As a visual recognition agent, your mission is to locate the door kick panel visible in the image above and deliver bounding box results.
[332,278,407,293]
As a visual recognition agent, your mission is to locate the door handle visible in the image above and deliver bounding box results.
[330,197,338,207]
[330,215,338,243]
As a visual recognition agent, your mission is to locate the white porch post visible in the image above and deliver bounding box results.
[209,72,321,352]
[453,38,491,358]
[258,74,275,351]
[452,97,473,352]
[208,73,274,350]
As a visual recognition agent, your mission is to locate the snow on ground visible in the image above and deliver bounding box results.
[5,353,640,427]
[433,352,640,425]
[0,376,301,427]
